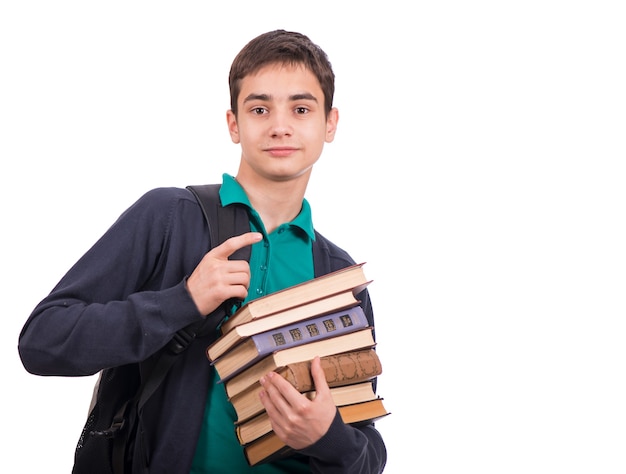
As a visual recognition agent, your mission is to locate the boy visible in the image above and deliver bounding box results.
[19,30,387,473]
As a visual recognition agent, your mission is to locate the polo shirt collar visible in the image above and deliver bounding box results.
[219,174,315,241]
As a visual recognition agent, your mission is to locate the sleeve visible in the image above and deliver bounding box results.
[299,411,387,474]
[18,188,207,377]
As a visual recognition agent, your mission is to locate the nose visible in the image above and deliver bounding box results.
[269,110,293,138]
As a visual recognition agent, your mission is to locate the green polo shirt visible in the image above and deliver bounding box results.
[190,174,315,473]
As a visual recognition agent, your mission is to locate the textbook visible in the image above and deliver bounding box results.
[243,398,390,466]
[222,327,376,397]
[207,290,362,362]
[211,306,369,381]
[219,262,370,335]
[235,381,378,444]
[230,348,383,423]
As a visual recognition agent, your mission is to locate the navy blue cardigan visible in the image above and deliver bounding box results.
[19,187,386,473]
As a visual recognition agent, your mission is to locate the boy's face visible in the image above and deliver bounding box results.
[227,63,338,183]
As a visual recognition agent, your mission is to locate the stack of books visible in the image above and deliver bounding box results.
[206,262,390,466]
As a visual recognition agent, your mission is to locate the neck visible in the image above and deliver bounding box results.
[235,170,310,234]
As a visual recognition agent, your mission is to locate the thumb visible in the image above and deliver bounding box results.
[311,356,330,397]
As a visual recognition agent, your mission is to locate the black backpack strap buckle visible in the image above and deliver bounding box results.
[166,327,197,355]
[90,401,129,438]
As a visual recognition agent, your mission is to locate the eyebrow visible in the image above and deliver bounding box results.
[243,92,318,104]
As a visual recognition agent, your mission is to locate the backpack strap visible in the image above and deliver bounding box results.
[187,184,252,262]
[137,184,250,404]
[111,184,251,473]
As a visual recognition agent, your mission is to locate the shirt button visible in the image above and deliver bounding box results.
[256,288,264,295]
[260,264,267,271]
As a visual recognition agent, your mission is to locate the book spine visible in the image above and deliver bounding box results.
[247,305,368,361]
[230,348,382,423]
[284,348,382,392]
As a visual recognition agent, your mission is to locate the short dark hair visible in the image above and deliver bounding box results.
[229,30,335,117]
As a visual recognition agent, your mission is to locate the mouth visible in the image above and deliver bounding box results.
[264,147,298,158]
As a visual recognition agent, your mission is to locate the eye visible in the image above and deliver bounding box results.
[252,107,268,115]
[295,106,309,115]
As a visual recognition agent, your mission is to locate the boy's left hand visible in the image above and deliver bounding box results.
[259,356,336,449]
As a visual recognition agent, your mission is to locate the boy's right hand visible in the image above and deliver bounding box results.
[186,232,262,316]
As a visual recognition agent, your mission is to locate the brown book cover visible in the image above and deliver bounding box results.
[243,398,390,466]
[222,328,376,398]
[220,262,370,335]
[230,348,383,423]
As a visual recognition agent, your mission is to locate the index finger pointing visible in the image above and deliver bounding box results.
[210,232,263,260]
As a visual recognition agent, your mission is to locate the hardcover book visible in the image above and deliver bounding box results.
[207,289,361,362]
[235,381,378,444]
[230,348,383,423]
[211,306,369,381]
[219,262,370,335]
[243,398,390,466]
[222,327,376,397]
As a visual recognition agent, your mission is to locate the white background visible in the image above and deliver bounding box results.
[2,1,625,473]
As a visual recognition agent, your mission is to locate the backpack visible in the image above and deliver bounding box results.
[72,184,251,474]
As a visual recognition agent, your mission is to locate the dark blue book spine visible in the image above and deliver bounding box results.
[251,305,368,356]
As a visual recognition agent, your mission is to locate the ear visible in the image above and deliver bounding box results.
[325,107,339,143]
[226,109,240,144]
